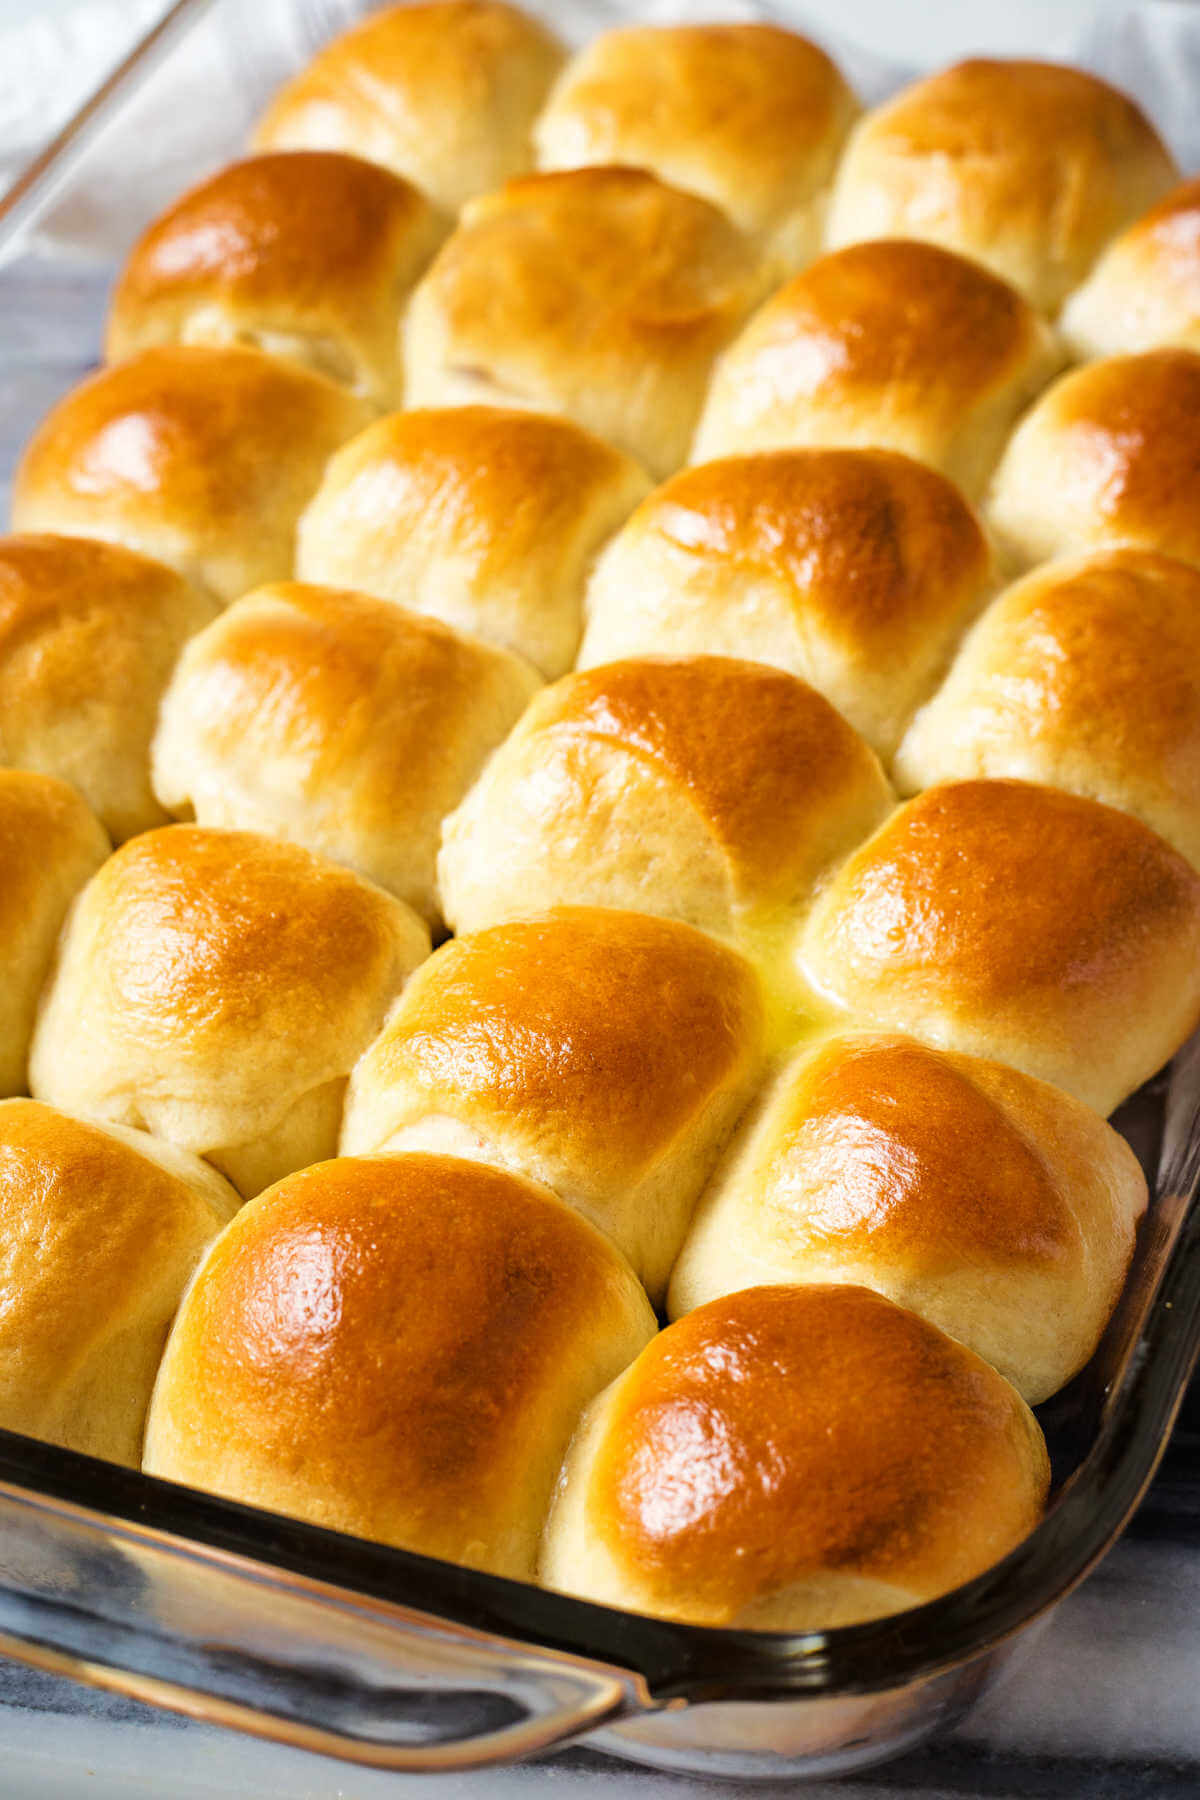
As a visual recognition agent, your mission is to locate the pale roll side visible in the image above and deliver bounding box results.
[669,1032,1147,1403]
[29,825,430,1196]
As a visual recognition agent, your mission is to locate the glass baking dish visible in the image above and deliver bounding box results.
[1,0,1198,1781]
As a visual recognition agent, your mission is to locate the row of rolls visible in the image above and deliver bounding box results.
[4,0,1200,1632]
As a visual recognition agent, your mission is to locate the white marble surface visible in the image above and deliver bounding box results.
[0,1531,1197,1797]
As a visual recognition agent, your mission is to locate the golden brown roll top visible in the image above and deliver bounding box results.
[151,580,540,927]
[1062,176,1200,358]
[253,0,564,213]
[826,58,1177,314]
[533,23,858,272]
[296,405,650,677]
[144,1153,656,1578]
[341,908,766,1301]
[670,1033,1146,1403]
[29,825,430,1196]
[798,779,1200,1117]
[579,447,994,759]
[403,166,772,480]
[894,549,1200,869]
[0,769,110,1098]
[986,349,1200,573]
[106,152,449,406]
[11,346,371,604]
[691,239,1064,497]
[438,656,894,987]
[0,534,218,841]
[540,1283,1049,1628]
[0,1100,238,1465]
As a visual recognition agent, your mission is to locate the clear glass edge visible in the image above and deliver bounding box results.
[0,0,217,261]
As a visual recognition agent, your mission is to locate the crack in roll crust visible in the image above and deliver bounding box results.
[669,1033,1147,1402]
[534,23,859,271]
[894,549,1200,869]
[107,152,450,405]
[798,778,1200,1116]
[1062,176,1200,359]
[11,345,371,604]
[144,1153,656,1576]
[826,58,1177,313]
[986,349,1200,574]
[297,405,650,678]
[253,1,565,215]
[28,825,430,1195]
[403,167,773,480]
[691,239,1064,497]
[0,534,219,842]
[340,907,766,1300]
[541,1284,1049,1628]
[151,580,541,926]
[579,447,994,758]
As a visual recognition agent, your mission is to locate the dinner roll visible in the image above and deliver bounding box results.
[0,771,109,1098]
[798,780,1200,1117]
[12,346,371,604]
[152,581,539,926]
[669,1033,1146,1403]
[0,1100,238,1466]
[534,24,858,272]
[438,657,893,988]
[826,59,1176,314]
[894,550,1200,869]
[579,448,994,760]
[0,534,218,841]
[144,1153,655,1577]
[541,1284,1049,1628]
[691,240,1063,497]
[106,152,448,406]
[1062,177,1200,359]
[29,826,430,1196]
[341,909,765,1301]
[296,406,649,677]
[403,167,770,480]
[252,1,564,214]
[986,349,1200,574]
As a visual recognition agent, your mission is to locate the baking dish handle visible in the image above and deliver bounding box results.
[0,1465,656,1772]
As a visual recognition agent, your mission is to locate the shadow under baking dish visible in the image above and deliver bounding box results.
[0,1032,1193,1784]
